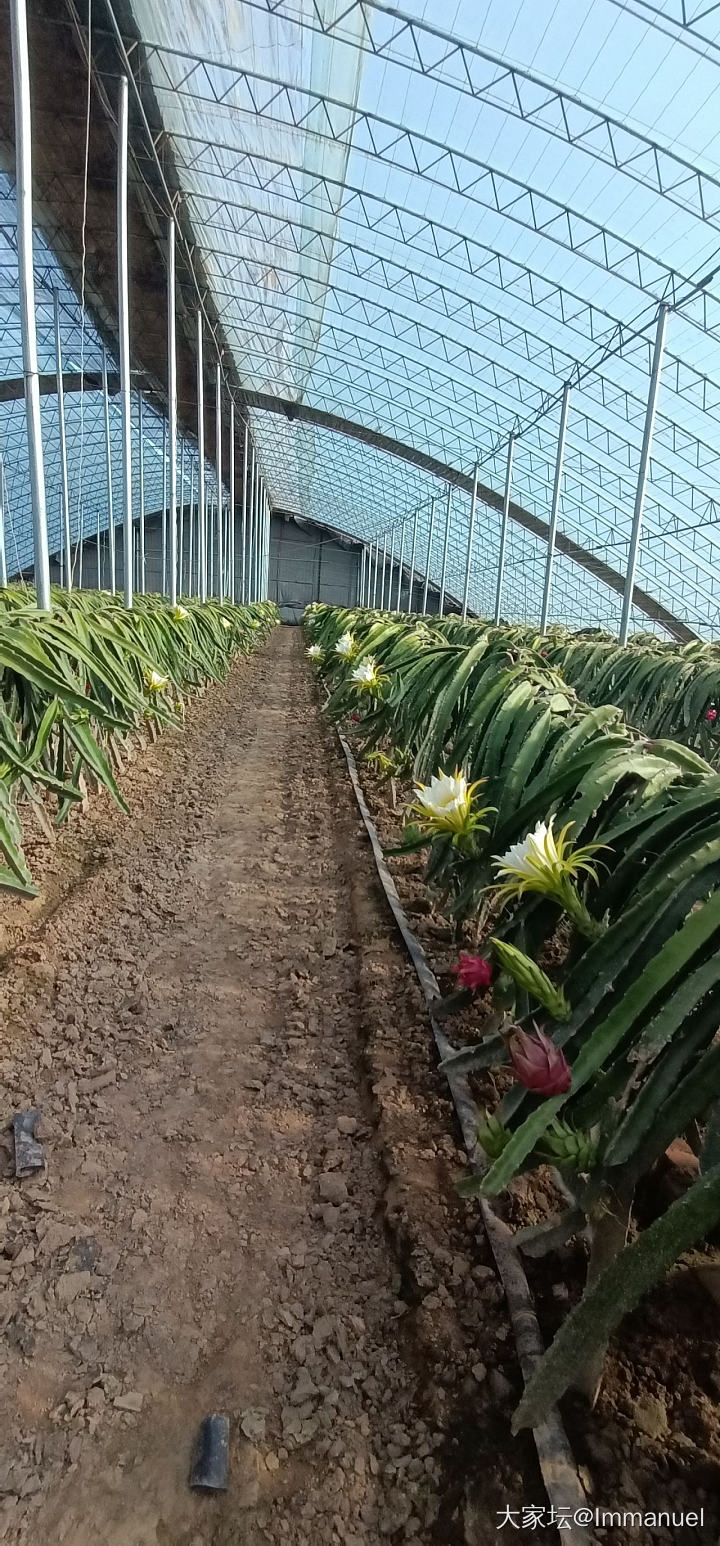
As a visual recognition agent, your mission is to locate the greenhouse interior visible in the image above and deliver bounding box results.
[1,0,720,1541]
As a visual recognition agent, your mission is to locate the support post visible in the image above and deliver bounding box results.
[619,304,670,645]
[138,395,146,594]
[10,0,51,609]
[215,363,223,600]
[395,521,406,610]
[256,468,262,601]
[264,488,270,600]
[167,218,178,608]
[371,540,379,607]
[438,487,452,617]
[197,314,207,602]
[0,457,8,587]
[407,508,418,613]
[188,455,195,597]
[250,455,257,602]
[53,290,72,593]
[161,419,167,597]
[102,347,115,592]
[388,527,396,611]
[494,434,515,625]
[117,75,133,608]
[379,534,388,609]
[422,498,436,615]
[241,422,248,603]
[540,383,571,633]
[179,440,186,596]
[229,398,235,603]
[461,463,478,620]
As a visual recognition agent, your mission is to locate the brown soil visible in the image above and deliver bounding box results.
[0,628,551,1546]
[358,752,720,1546]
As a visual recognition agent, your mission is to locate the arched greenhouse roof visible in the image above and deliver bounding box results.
[4,0,720,637]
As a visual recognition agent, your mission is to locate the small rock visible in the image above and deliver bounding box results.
[321,1205,340,1231]
[113,1391,144,1413]
[634,1394,668,1440]
[56,1271,92,1306]
[86,1387,105,1411]
[471,1362,487,1383]
[291,1372,319,1406]
[240,1409,267,1443]
[265,1452,280,1473]
[312,1316,334,1348]
[318,1174,348,1206]
[336,1116,358,1137]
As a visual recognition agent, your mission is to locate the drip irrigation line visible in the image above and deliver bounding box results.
[337,729,595,1546]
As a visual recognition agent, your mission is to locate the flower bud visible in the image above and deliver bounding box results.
[508,1028,571,1096]
[491,938,570,1021]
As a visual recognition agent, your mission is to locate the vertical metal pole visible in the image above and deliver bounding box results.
[241,423,248,604]
[407,509,418,612]
[209,487,215,598]
[138,395,146,594]
[247,445,255,601]
[102,348,115,592]
[371,540,379,607]
[422,498,436,614]
[161,420,167,597]
[117,75,133,607]
[461,463,478,620]
[494,434,515,625]
[188,456,195,597]
[255,464,262,602]
[359,545,366,607]
[215,364,223,599]
[264,488,270,600]
[229,399,236,603]
[258,474,264,602]
[0,457,8,587]
[438,487,452,617]
[395,522,406,610]
[178,440,185,596]
[259,486,264,602]
[197,312,207,602]
[619,304,670,645]
[379,534,388,609]
[53,291,72,593]
[540,382,571,633]
[167,218,178,608]
[388,527,396,610]
[10,0,50,608]
[253,456,260,601]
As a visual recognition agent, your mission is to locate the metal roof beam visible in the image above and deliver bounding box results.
[242,393,695,641]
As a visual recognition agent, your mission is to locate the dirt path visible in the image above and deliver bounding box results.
[0,627,537,1546]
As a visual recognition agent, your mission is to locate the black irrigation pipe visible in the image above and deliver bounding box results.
[338,730,596,1546]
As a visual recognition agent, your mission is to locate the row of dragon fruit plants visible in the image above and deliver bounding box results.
[351,611,720,763]
[0,586,278,895]
[305,602,720,1431]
